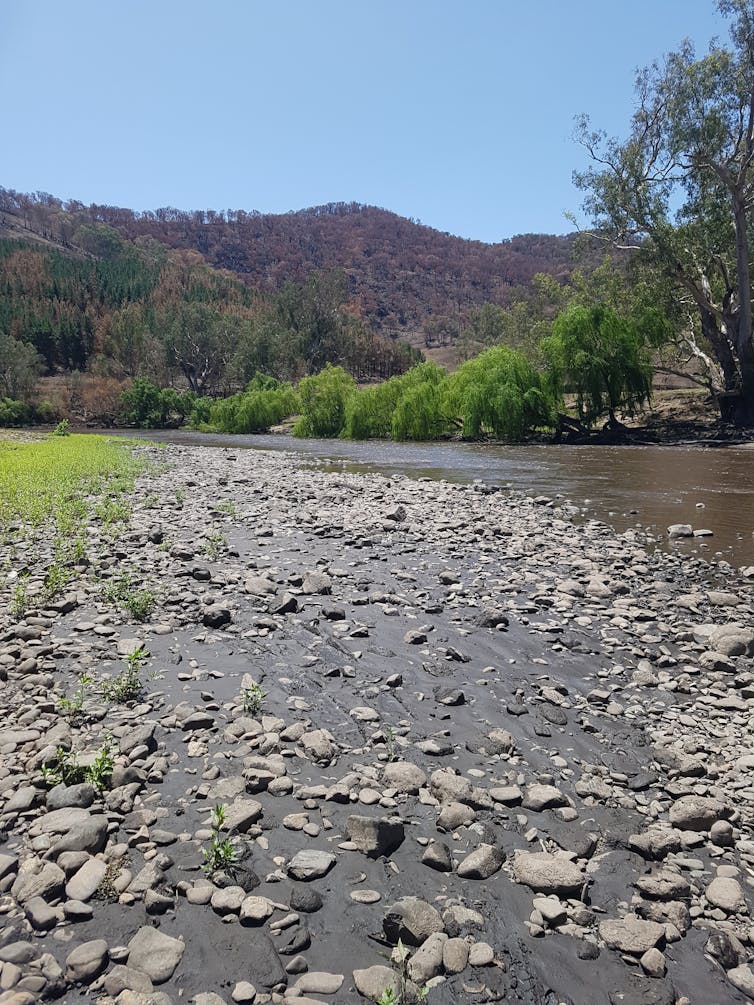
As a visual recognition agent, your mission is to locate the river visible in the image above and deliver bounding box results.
[108,430,754,569]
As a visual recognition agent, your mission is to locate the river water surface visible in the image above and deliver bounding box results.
[111,430,754,569]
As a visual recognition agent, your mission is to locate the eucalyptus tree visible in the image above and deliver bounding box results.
[575,0,754,424]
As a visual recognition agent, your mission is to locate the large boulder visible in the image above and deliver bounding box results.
[345,815,405,858]
[383,897,444,947]
[127,926,185,983]
[512,852,584,895]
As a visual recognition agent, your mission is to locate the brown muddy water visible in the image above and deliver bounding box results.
[110,430,754,568]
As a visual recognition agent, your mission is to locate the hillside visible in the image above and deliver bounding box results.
[0,188,581,343]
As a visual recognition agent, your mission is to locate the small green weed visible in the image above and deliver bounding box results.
[41,741,113,791]
[377,940,430,1005]
[58,673,94,721]
[101,645,150,704]
[44,562,70,600]
[241,682,266,716]
[202,804,237,873]
[102,573,156,621]
[123,588,156,622]
[216,500,237,517]
[10,574,30,619]
[95,497,131,526]
[203,531,228,560]
[52,419,70,436]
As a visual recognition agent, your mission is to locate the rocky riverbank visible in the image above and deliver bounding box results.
[2,441,754,1005]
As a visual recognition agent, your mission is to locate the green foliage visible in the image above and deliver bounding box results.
[0,434,144,530]
[94,496,131,526]
[52,419,70,436]
[41,741,114,791]
[202,804,237,874]
[121,378,194,428]
[102,573,155,621]
[101,645,150,703]
[377,939,430,1004]
[391,367,448,441]
[0,397,33,427]
[445,345,557,439]
[203,531,228,560]
[0,333,43,401]
[343,362,447,440]
[241,682,266,716]
[58,673,94,722]
[542,305,653,426]
[43,562,70,599]
[293,364,356,437]
[573,1,754,422]
[208,379,298,433]
[10,574,30,618]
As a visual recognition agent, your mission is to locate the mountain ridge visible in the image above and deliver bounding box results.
[0,188,582,342]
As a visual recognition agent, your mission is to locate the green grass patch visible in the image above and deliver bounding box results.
[0,434,147,532]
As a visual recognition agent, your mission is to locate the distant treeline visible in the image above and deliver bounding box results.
[0,186,587,337]
[0,235,421,401]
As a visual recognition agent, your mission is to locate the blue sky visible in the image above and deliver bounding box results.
[1,1,728,242]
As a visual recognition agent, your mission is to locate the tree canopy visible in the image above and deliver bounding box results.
[575,0,754,425]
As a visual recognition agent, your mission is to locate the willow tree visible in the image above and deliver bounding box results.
[575,0,754,425]
[444,345,557,440]
[541,305,654,429]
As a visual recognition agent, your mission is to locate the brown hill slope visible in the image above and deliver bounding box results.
[0,189,581,339]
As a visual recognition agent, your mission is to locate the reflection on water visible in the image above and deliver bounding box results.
[109,429,754,568]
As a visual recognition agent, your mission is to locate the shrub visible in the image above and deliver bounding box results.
[0,397,33,427]
[120,378,194,428]
[293,364,355,437]
[444,345,557,440]
[208,379,298,433]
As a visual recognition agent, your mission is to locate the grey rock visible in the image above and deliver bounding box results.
[11,861,66,904]
[728,965,754,997]
[383,897,444,947]
[407,931,447,983]
[457,843,505,880]
[706,876,746,913]
[35,807,108,856]
[443,937,470,974]
[287,849,336,881]
[345,815,405,858]
[382,761,426,794]
[223,798,263,833]
[203,605,232,628]
[23,895,58,930]
[668,794,726,831]
[353,965,399,1001]
[421,842,452,872]
[294,972,344,994]
[242,932,286,989]
[429,768,491,809]
[302,571,332,595]
[512,852,584,895]
[269,591,298,615]
[522,784,568,811]
[599,915,664,954]
[65,939,109,983]
[127,925,185,983]
[46,782,96,811]
[65,857,108,902]
[103,965,154,996]
[290,885,323,913]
